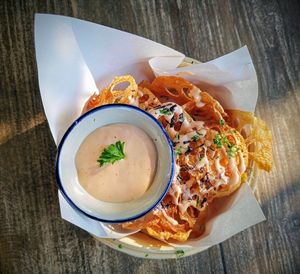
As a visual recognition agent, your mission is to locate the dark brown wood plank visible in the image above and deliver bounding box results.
[0,0,299,273]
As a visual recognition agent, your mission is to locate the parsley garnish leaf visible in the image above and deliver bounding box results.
[159,108,172,115]
[192,133,202,142]
[213,134,237,158]
[174,147,182,156]
[176,250,185,258]
[97,141,125,167]
[213,134,223,148]
[219,119,225,126]
[227,148,235,158]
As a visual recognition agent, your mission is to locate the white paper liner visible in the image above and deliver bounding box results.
[35,14,265,244]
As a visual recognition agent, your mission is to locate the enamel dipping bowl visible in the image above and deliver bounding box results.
[55,104,174,223]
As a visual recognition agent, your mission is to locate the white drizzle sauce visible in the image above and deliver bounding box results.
[178,200,196,214]
[190,87,205,108]
[182,182,192,200]
[150,103,206,134]
[146,100,246,220]
[174,133,192,153]
[196,147,210,172]
[192,121,206,131]
[238,151,246,174]
[214,157,224,175]
[149,102,209,156]
[161,208,179,225]
[128,95,139,106]
[137,89,144,96]
[180,119,192,132]
[228,157,239,185]
[214,157,229,188]
[170,182,182,205]
[168,163,182,205]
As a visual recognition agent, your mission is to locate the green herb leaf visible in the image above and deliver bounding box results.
[213,134,223,148]
[192,133,202,142]
[145,253,149,257]
[176,250,185,258]
[174,147,182,156]
[222,135,232,147]
[227,149,235,158]
[97,141,125,167]
[118,244,123,249]
[219,119,225,126]
[159,108,172,115]
[214,133,237,157]
[227,145,237,158]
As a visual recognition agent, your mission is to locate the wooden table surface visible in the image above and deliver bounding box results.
[1,0,299,273]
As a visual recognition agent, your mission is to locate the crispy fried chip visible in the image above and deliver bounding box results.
[108,75,138,104]
[148,76,193,104]
[137,86,161,110]
[145,227,192,242]
[83,75,139,112]
[226,110,273,172]
[183,91,227,124]
[82,89,114,113]
[83,76,162,113]
[82,75,272,242]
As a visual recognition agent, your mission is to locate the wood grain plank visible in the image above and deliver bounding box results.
[0,0,299,273]
[219,0,300,273]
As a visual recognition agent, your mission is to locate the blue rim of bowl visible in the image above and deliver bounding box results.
[55,104,175,223]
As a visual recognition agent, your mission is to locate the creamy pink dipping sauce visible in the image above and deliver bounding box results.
[75,124,157,203]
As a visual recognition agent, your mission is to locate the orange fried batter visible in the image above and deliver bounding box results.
[83,75,272,242]
[147,76,193,104]
[226,110,272,172]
